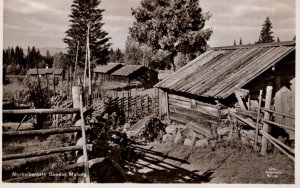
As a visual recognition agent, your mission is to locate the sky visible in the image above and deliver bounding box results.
[2,0,296,50]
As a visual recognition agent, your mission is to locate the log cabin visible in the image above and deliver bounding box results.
[111,65,158,86]
[93,63,123,82]
[155,41,295,139]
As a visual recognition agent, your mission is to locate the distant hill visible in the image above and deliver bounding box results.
[24,47,67,56]
[38,47,67,56]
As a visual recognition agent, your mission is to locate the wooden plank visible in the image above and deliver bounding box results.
[3,108,80,115]
[79,93,91,183]
[236,108,263,119]
[168,94,191,102]
[235,91,247,110]
[261,119,295,131]
[169,105,219,123]
[186,121,212,138]
[195,103,220,117]
[261,86,272,156]
[3,126,91,136]
[262,108,295,119]
[2,145,92,161]
[230,111,294,160]
[254,90,263,151]
[169,98,191,109]
[169,111,212,130]
[260,130,294,161]
[196,100,222,108]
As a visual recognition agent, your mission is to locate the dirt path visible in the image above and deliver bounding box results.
[123,142,294,183]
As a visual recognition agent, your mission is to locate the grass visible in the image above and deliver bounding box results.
[148,141,294,184]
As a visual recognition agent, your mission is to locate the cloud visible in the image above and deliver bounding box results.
[200,0,295,46]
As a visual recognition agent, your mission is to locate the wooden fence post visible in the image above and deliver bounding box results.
[147,95,150,114]
[141,95,144,117]
[254,90,263,151]
[72,86,81,113]
[261,86,273,156]
[79,93,91,183]
[135,96,138,118]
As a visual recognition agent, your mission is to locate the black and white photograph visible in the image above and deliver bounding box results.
[1,0,297,184]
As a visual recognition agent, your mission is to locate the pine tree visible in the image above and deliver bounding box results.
[130,0,212,71]
[239,38,243,45]
[64,0,111,68]
[233,40,236,46]
[259,17,275,43]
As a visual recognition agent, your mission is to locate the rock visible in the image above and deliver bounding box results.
[195,139,209,148]
[218,126,230,136]
[165,124,177,134]
[162,134,174,142]
[181,128,196,140]
[123,122,131,132]
[184,138,195,146]
[241,136,250,145]
[174,131,185,145]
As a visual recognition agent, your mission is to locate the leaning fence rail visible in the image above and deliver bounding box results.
[2,89,91,183]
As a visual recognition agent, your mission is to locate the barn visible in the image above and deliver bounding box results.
[111,65,158,86]
[155,41,295,139]
[93,63,123,82]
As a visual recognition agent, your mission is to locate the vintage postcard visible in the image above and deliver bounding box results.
[1,0,298,186]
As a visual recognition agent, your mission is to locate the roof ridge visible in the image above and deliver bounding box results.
[211,41,295,50]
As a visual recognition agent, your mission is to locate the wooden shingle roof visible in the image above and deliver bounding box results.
[155,41,295,99]
[94,63,123,74]
[111,65,145,77]
[27,68,63,75]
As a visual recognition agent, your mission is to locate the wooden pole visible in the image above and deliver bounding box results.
[83,46,88,89]
[79,93,91,183]
[229,111,294,161]
[234,91,247,110]
[2,145,91,161]
[3,126,90,136]
[261,119,295,131]
[260,130,294,154]
[73,41,80,86]
[260,131,294,161]
[3,108,80,115]
[261,86,273,156]
[254,90,263,151]
[16,115,28,131]
[262,108,295,119]
[87,23,92,107]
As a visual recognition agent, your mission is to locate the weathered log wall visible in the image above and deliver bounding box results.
[159,89,228,134]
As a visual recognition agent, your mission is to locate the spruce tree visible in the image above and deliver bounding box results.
[239,38,243,45]
[64,0,111,68]
[259,17,275,43]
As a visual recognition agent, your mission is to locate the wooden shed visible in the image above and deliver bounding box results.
[155,41,295,139]
[111,65,158,86]
[27,68,64,88]
[93,63,123,82]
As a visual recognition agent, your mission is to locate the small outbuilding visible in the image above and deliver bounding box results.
[93,63,124,82]
[111,65,158,86]
[155,41,295,138]
[27,67,64,87]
